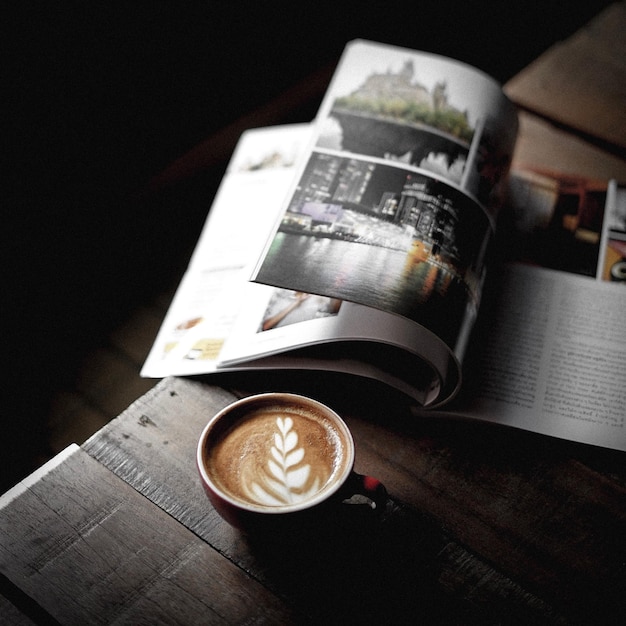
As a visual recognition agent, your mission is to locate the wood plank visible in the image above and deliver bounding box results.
[82,376,603,623]
[344,409,626,623]
[504,1,626,153]
[0,444,295,625]
[83,377,239,536]
[512,111,626,182]
[283,377,626,623]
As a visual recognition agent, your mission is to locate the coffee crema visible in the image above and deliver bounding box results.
[203,402,349,509]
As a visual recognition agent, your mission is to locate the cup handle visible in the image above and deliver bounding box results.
[342,471,387,512]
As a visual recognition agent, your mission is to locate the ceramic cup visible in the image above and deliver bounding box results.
[197,392,387,532]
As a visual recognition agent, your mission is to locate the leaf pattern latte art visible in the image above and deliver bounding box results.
[247,417,321,506]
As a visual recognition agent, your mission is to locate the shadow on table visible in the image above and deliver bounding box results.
[243,499,479,624]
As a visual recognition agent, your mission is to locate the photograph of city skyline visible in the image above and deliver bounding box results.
[253,150,492,345]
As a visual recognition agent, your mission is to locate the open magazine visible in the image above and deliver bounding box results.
[142,41,626,452]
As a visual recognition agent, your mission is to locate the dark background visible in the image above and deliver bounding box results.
[3,1,615,490]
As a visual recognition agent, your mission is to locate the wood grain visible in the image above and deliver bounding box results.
[345,410,626,623]
[81,376,626,623]
[0,444,295,624]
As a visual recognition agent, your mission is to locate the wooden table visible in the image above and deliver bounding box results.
[1,374,625,624]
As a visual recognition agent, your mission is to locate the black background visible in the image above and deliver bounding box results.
[3,1,615,489]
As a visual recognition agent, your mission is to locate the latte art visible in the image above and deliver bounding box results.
[204,401,349,510]
[245,416,323,506]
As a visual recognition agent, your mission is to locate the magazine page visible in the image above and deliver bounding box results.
[251,40,518,360]
[442,174,626,451]
[142,122,461,405]
[141,124,314,377]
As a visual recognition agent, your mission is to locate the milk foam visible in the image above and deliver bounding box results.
[207,403,346,509]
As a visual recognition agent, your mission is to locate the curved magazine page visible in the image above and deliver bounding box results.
[218,345,451,408]
[216,287,464,406]
[252,40,518,352]
[160,280,464,406]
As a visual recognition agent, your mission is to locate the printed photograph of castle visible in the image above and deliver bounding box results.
[318,59,472,185]
[315,43,518,206]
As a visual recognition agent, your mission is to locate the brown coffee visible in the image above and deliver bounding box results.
[203,399,350,510]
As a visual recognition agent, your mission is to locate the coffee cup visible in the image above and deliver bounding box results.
[196,392,387,532]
